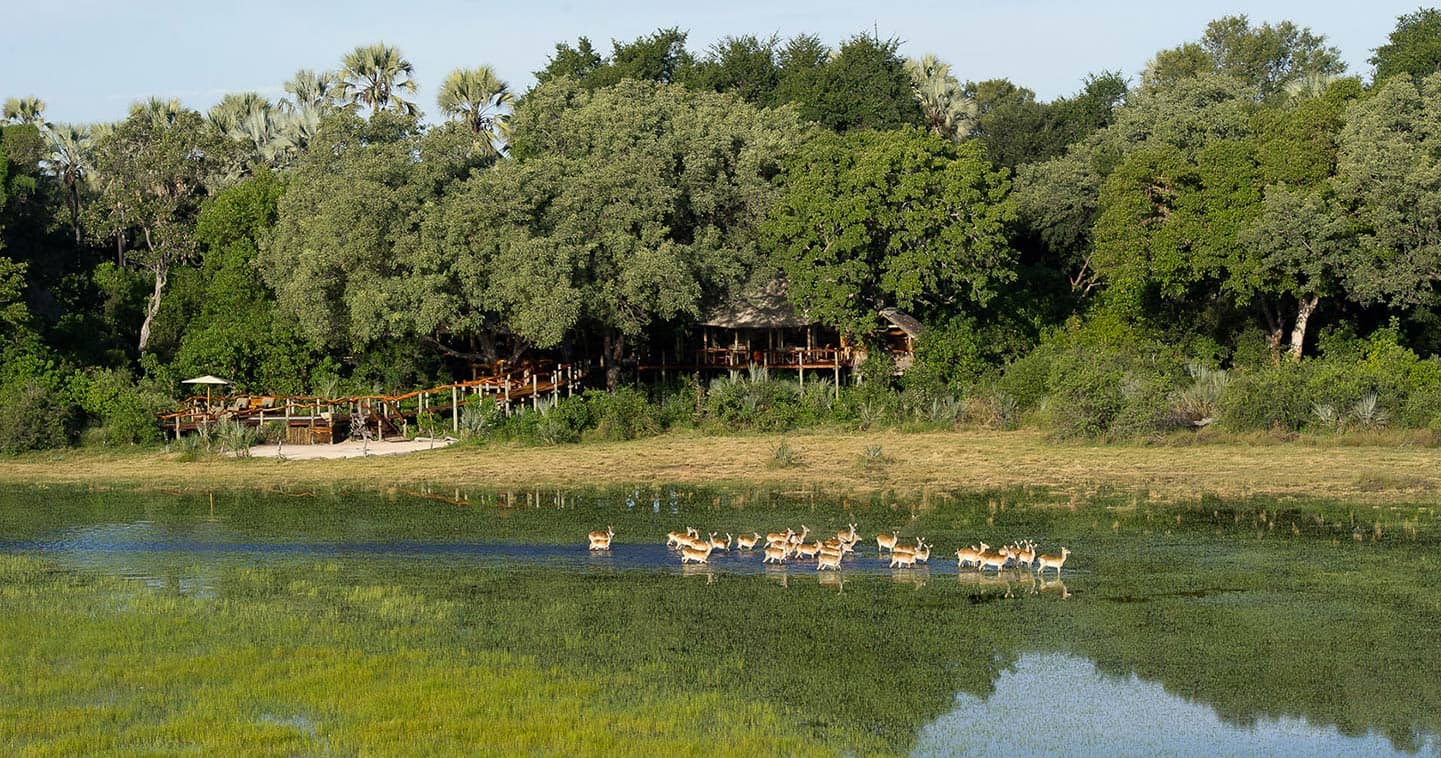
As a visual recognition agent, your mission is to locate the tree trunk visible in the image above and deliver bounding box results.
[138,263,167,353]
[603,330,624,390]
[1288,294,1319,362]
[1259,300,1285,364]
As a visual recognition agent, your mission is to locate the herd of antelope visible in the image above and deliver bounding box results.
[590,523,1073,576]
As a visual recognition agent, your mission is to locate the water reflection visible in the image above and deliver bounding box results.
[913,652,1436,757]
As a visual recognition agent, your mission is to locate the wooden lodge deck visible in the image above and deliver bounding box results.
[159,363,583,443]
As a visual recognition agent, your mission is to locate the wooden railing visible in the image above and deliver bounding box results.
[158,363,585,441]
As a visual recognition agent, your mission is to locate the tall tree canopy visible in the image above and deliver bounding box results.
[1370,8,1441,83]
[1144,15,1344,99]
[764,128,1016,335]
[259,113,486,361]
[338,43,420,116]
[448,78,809,386]
[85,106,225,352]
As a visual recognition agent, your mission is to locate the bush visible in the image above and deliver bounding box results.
[74,367,171,446]
[1217,362,1312,431]
[587,387,657,441]
[0,381,72,454]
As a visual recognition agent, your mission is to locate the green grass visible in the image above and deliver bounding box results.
[2,486,1440,755]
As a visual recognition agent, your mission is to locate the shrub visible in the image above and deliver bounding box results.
[1169,364,1230,428]
[587,387,657,441]
[0,381,72,454]
[1217,362,1312,431]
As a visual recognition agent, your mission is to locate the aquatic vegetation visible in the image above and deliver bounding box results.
[1,486,1439,754]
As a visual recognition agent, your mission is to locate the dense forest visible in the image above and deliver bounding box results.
[6,12,1441,451]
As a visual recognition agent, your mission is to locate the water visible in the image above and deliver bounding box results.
[914,653,1434,757]
[2,485,1439,755]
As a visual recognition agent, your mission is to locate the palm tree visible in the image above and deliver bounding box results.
[436,65,513,155]
[206,92,270,136]
[131,97,185,129]
[45,124,92,244]
[3,96,47,127]
[283,68,341,111]
[337,43,420,116]
[905,55,976,141]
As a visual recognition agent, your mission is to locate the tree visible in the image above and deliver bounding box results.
[474,79,809,387]
[533,28,696,91]
[2,97,46,128]
[43,124,91,245]
[905,55,976,141]
[764,128,1016,336]
[338,43,420,116]
[692,34,781,105]
[436,66,513,155]
[1333,73,1441,308]
[284,69,341,110]
[86,106,223,352]
[1238,187,1349,359]
[1144,15,1344,99]
[260,111,489,365]
[808,34,923,132]
[1371,8,1441,84]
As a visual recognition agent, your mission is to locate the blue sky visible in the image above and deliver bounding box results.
[3,1,1424,125]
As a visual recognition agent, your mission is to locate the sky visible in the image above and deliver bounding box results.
[2,0,1426,125]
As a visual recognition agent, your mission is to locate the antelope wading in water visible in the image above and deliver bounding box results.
[795,541,822,559]
[680,541,716,565]
[736,532,763,551]
[787,525,811,547]
[912,538,932,565]
[838,523,859,545]
[765,529,794,548]
[955,543,988,569]
[890,548,918,569]
[817,549,843,571]
[709,532,730,552]
[588,526,614,551]
[1036,547,1071,577]
[977,549,1008,573]
[666,527,697,548]
[763,542,791,564]
[1014,540,1037,569]
[876,531,900,554]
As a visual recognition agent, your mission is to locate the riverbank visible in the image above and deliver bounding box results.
[1,429,1438,503]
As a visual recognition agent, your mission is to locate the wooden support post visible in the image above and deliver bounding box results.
[833,353,840,401]
[452,385,459,433]
[504,378,510,415]
[531,373,539,409]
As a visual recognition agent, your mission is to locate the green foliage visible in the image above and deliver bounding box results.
[766,128,1016,336]
[586,387,657,441]
[1217,362,1313,431]
[907,316,989,392]
[0,345,74,454]
[1143,15,1345,99]
[1370,8,1441,84]
[73,367,169,446]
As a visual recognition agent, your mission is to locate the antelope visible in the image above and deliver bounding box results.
[1036,547,1071,577]
[912,538,932,565]
[794,541,822,559]
[763,542,791,564]
[955,543,988,569]
[680,541,716,564]
[837,523,859,544]
[876,531,900,553]
[765,529,794,548]
[977,549,1008,573]
[1014,541,1037,569]
[890,549,918,569]
[735,532,763,551]
[787,525,811,547]
[817,550,843,571]
[587,526,614,551]
[709,532,731,552]
[665,527,697,548]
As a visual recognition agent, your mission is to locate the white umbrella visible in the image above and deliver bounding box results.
[181,375,231,413]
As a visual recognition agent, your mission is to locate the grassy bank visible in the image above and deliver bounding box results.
[2,429,1439,503]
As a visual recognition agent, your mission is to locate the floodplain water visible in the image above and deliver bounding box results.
[1,485,1438,755]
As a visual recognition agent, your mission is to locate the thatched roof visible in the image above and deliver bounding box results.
[702,279,812,329]
[878,308,924,338]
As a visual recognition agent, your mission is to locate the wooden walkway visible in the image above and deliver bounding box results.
[159,363,584,443]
